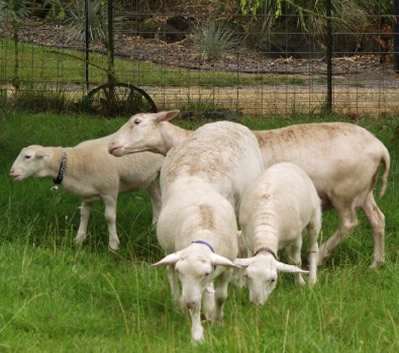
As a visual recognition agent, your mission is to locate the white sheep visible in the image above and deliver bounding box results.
[234,162,322,306]
[9,134,163,251]
[108,111,390,268]
[113,118,264,341]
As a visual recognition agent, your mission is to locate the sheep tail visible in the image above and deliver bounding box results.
[378,147,390,198]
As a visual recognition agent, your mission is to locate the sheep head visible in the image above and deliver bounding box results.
[10,145,52,181]
[108,110,180,157]
[153,246,238,310]
[234,255,308,306]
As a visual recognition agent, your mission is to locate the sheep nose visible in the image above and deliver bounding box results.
[250,296,263,307]
[108,142,115,153]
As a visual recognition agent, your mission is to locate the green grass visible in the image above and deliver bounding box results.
[0,112,398,352]
[0,38,307,88]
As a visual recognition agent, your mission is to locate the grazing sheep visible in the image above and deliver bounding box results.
[108,111,390,267]
[115,119,264,341]
[10,134,163,250]
[234,162,322,306]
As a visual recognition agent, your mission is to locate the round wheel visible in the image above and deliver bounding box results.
[87,83,157,117]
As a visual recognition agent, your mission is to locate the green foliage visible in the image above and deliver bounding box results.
[0,0,32,29]
[239,0,393,49]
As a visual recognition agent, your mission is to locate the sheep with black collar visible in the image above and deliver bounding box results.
[235,162,322,306]
[10,134,163,251]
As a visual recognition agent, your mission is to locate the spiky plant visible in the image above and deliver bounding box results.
[65,0,108,43]
[195,20,240,60]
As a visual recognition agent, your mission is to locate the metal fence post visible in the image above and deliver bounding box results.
[107,0,115,84]
[85,0,90,90]
[394,0,399,73]
[326,0,333,113]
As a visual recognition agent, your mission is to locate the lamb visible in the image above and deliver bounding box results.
[108,110,390,268]
[234,162,322,306]
[9,134,163,251]
[112,117,264,341]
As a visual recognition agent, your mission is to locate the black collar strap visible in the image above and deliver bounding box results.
[192,240,215,253]
[53,151,67,185]
[253,247,278,260]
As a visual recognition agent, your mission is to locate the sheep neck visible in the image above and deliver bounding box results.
[53,151,67,185]
[191,240,214,253]
[253,247,278,260]
[251,216,279,256]
[159,122,193,154]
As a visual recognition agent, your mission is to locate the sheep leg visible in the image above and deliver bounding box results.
[306,214,321,285]
[189,303,204,342]
[74,201,92,245]
[167,266,182,309]
[146,179,162,225]
[362,193,385,268]
[102,195,120,251]
[285,238,306,286]
[213,269,233,322]
[318,206,359,265]
[202,283,216,321]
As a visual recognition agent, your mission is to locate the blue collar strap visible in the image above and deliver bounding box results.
[192,240,215,253]
[253,247,278,260]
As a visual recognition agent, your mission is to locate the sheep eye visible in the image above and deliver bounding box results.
[133,118,142,125]
[270,279,276,283]
[24,155,31,160]
[204,272,210,277]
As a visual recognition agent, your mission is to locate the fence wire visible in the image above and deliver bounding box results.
[0,2,398,117]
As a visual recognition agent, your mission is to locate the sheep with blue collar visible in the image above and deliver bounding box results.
[110,114,264,342]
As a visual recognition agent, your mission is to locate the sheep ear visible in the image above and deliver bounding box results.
[211,253,240,269]
[34,148,49,159]
[234,257,254,267]
[154,110,180,122]
[152,252,181,267]
[275,261,309,274]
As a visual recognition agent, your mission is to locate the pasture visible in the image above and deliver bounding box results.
[0,112,398,352]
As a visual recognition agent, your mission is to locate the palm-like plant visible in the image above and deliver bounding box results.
[66,0,108,43]
[0,0,32,90]
[196,20,240,60]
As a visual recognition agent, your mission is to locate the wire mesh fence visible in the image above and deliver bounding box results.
[0,0,398,117]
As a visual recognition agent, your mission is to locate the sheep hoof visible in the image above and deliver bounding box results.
[108,241,120,251]
[369,260,385,269]
[192,329,204,343]
[74,235,86,245]
[296,277,306,287]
